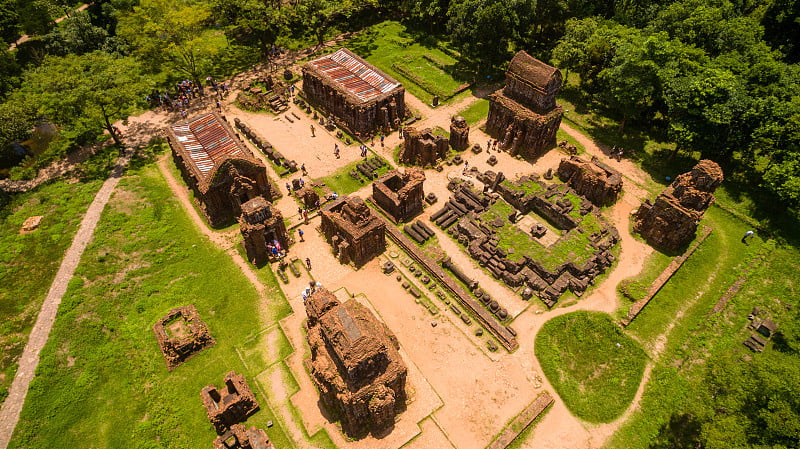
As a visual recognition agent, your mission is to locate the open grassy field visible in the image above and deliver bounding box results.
[7,151,334,449]
[316,154,390,196]
[607,237,797,449]
[456,98,490,126]
[0,146,118,405]
[343,21,473,105]
[535,311,648,423]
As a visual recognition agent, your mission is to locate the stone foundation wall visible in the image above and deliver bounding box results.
[485,94,563,159]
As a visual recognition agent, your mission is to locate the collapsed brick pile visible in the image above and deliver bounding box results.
[321,196,386,267]
[634,159,723,252]
[305,288,407,436]
[399,127,448,167]
[431,171,619,307]
[201,371,260,434]
[372,168,425,223]
[557,156,623,206]
[153,304,216,371]
[213,424,274,449]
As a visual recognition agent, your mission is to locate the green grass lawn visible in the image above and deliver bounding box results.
[342,21,473,105]
[535,311,648,423]
[0,146,118,405]
[316,155,390,196]
[457,98,489,126]
[607,238,795,449]
[7,150,333,449]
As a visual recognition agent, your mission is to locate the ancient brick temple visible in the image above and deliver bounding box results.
[238,196,288,265]
[486,51,564,159]
[373,168,425,223]
[634,160,723,252]
[302,48,405,137]
[304,288,407,436]
[399,127,448,166]
[557,156,623,206]
[201,371,260,434]
[449,115,470,150]
[153,304,215,371]
[167,112,278,227]
[321,196,386,267]
[213,424,273,449]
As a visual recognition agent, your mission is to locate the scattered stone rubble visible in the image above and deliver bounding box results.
[744,306,778,353]
[20,215,43,232]
[372,168,425,223]
[449,115,470,151]
[304,288,407,436]
[431,171,619,307]
[238,196,289,265]
[213,424,274,449]
[634,159,723,252]
[321,196,386,267]
[399,127,449,167]
[557,156,623,206]
[201,371,260,434]
[153,304,216,371]
[486,51,564,159]
[237,74,288,113]
[302,48,405,138]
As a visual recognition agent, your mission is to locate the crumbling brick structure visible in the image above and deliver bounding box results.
[238,196,289,265]
[302,48,405,138]
[201,371,260,434]
[557,156,623,206]
[486,51,564,159]
[304,288,407,436]
[297,186,320,210]
[634,160,723,252]
[167,112,279,227]
[399,127,448,167]
[321,196,386,267]
[373,168,425,223]
[432,171,619,307]
[153,304,216,371]
[449,115,470,151]
[213,424,273,449]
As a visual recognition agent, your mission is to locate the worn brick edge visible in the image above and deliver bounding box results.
[486,391,555,449]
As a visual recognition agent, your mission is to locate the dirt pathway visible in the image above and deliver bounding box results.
[7,3,91,52]
[0,146,132,449]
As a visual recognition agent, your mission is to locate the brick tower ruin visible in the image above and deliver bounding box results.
[634,160,723,252]
[201,371,260,434]
[320,196,386,267]
[399,127,448,167]
[304,288,407,437]
[486,51,564,159]
[449,115,470,151]
[238,196,289,265]
[372,168,425,223]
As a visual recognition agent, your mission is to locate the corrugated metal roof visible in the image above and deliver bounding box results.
[309,48,399,103]
[170,113,244,179]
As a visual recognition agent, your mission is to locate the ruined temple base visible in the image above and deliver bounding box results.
[485,91,564,160]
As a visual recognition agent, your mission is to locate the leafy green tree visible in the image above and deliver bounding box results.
[15,51,151,147]
[0,0,20,44]
[42,11,110,56]
[447,0,530,73]
[400,0,451,31]
[118,0,227,85]
[762,0,800,62]
[213,0,286,62]
[663,65,750,159]
[0,99,37,166]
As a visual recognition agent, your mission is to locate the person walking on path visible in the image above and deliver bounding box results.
[215,99,221,110]
[306,257,312,270]
[298,229,304,242]
[303,209,309,224]
[310,124,315,137]
[380,134,385,147]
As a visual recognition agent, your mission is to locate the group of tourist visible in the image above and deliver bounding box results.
[610,146,629,161]
[267,239,285,260]
[486,139,502,153]
[144,77,231,118]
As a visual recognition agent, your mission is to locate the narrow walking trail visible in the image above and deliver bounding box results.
[0,148,133,449]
